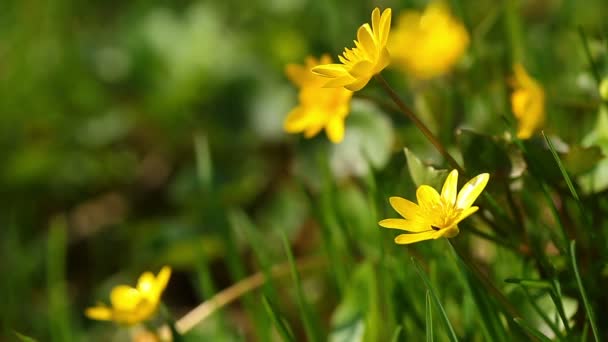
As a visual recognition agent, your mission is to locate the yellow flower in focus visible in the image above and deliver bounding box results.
[379,170,489,244]
[312,8,392,91]
[511,64,545,139]
[388,1,469,80]
[285,55,353,143]
[85,266,171,325]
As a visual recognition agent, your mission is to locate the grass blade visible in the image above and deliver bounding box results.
[390,326,403,342]
[542,132,580,202]
[262,295,295,342]
[512,318,552,342]
[570,241,600,342]
[47,216,71,342]
[425,290,433,342]
[412,257,458,342]
[281,231,321,342]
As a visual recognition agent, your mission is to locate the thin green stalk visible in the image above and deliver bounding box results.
[520,287,563,340]
[262,295,295,342]
[47,216,71,342]
[513,318,552,342]
[425,290,434,342]
[412,257,459,342]
[578,27,602,86]
[549,279,571,335]
[542,132,580,202]
[374,74,464,174]
[570,241,600,342]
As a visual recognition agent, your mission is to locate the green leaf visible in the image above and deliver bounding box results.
[504,278,552,289]
[330,99,394,179]
[562,145,604,176]
[456,129,512,179]
[404,148,449,190]
[329,262,374,342]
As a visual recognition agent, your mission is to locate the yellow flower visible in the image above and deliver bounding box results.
[312,8,392,91]
[511,63,545,139]
[285,55,353,143]
[379,170,489,244]
[388,1,469,80]
[85,266,172,325]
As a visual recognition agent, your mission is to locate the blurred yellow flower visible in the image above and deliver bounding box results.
[285,55,353,143]
[85,266,171,325]
[511,64,545,139]
[312,8,392,91]
[388,1,469,80]
[379,170,488,244]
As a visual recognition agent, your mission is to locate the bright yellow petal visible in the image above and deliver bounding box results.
[377,8,392,47]
[349,60,375,78]
[356,24,376,59]
[434,226,460,239]
[378,218,429,232]
[156,266,172,292]
[85,306,113,321]
[326,116,345,143]
[110,285,141,311]
[394,230,436,244]
[137,272,156,295]
[371,8,381,37]
[284,108,309,133]
[456,206,479,223]
[312,64,348,78]
[389,196,419,219]
[441,170,459,205]
[416,185,441,208]
[456,173,489,209]
[304,123,324,138]
[323,75,356,88]
[344,76,371,91]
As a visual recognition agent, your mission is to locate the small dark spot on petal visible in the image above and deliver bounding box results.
[431,225,441,231]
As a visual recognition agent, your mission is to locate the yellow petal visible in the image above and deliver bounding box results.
[416,185,441,209]
[155,266,172,294]
[394,230,436,244]
[456,206,479,223]
[456,173,489,209]
[323,75,356,88]
[378,218,429,232]
[441,170,459,205]
[349,60,374,78]
[389,196,419,219]
[85,306,113,321]
[344,76,371,91]
[312,64,348,78]
[371,7,381,37]
[356,24,376,58]
[284,108,309,133]
[110,285,141,311]
[377,8,392,47]
[304,123,324,138]
[434,226,460,239]
[137,272,156,295]
[326,116,345,143]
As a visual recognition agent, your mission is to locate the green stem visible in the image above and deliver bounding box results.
[374,74,465,174]
[570,241,600,342]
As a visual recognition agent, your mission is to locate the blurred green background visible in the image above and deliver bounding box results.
[1,0,608,341]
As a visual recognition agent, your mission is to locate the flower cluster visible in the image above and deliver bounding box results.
[312,8,392,91]
[388,1,469,79]
[284,55,353,143]
[86,266,172,325]
[510,63,545,139]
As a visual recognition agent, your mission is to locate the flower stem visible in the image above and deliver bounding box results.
[374,74,464,174]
